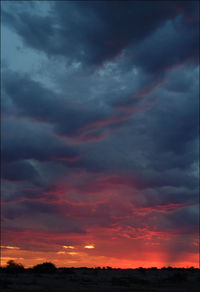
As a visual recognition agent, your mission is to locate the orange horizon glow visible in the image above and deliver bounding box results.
[1,242,199,269]
[1,256,198,269]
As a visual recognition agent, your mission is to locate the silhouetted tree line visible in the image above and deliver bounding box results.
[1,260,198,275]
[1,260,57,274]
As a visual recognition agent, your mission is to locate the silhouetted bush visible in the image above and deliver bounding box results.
[61,268,75,274]
[32,262,57,274]
[188,266,195,272]
[5,260,24,272]
[137,267,146,273]
[150,267,157,270]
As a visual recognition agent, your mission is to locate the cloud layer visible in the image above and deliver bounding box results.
[1,1,199,268]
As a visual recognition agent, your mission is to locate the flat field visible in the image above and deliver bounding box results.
[1,268,199,292]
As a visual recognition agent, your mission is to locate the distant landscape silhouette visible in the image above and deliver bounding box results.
[1,260,199,292]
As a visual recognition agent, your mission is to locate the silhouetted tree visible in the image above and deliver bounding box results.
[137,267,145,273]
[6,260,24,272]
[32,262,56,274]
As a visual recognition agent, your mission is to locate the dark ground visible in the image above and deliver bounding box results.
[1,267,200,292]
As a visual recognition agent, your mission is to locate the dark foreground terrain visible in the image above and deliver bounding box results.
[1,267,200,292]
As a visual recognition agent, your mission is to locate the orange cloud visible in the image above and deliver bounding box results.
[1,246,20,250]
[67,252,78,255]
[56,251,65,255]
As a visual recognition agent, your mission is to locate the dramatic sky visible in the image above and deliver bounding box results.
[1,1,199,268]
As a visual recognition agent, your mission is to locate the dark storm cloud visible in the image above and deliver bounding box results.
[146,78,198,157]
[3,64,197,191]
[77,78,198,189]
[2,1,198,71]
[136,168,197,191]
[4,201,87,234]
[123,14,199,75]
[3,196,116,232]
[163,65,196,93]
[3,71,109,139]
[164,206,199,231]
[2,160,38,182]
[3,1,198,147]
[1,116,80,164]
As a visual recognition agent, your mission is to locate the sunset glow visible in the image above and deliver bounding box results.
[1,246,20,250]
[1,1,199,269]
[84,245,95,249]
[67,252,78,256]
[63,246,75,249]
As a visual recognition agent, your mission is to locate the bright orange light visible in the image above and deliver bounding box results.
[84,245,95,249]
[63,245,75,249]
[56,251,65,255]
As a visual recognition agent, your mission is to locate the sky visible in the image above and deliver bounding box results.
[1,1,199,268]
